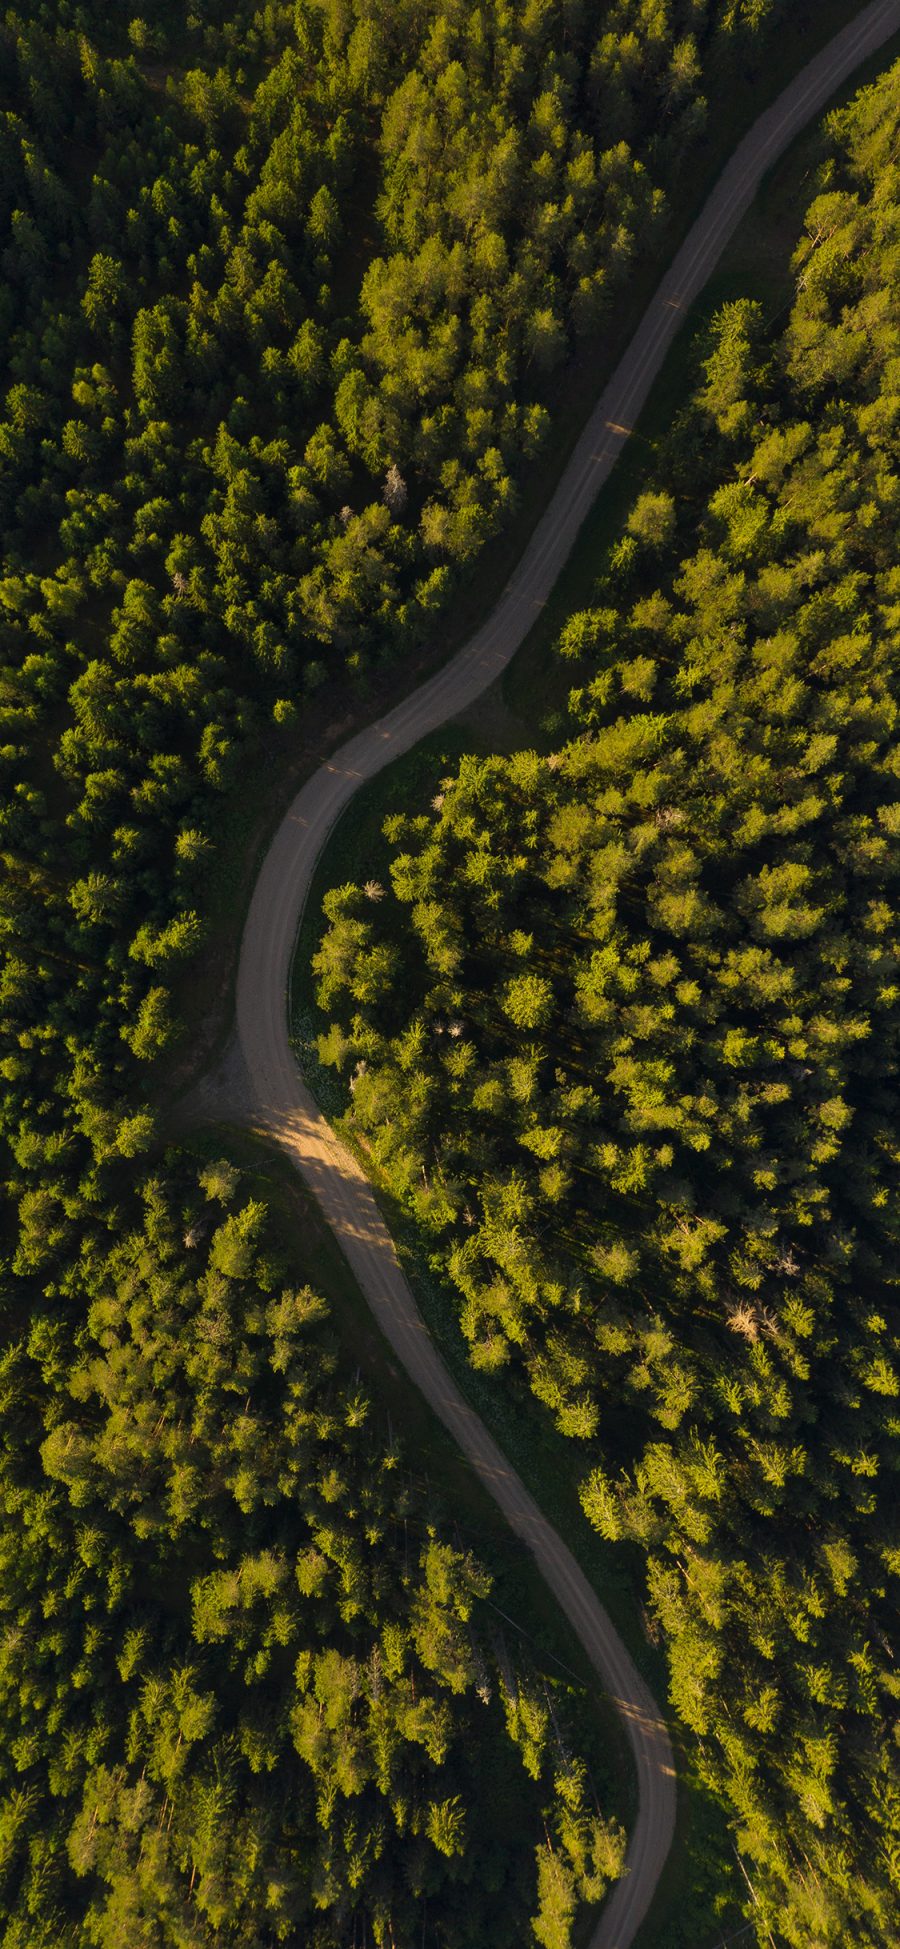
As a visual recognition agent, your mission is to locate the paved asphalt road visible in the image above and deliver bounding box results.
[202,6,900,1942]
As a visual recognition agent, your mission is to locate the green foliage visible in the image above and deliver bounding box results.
[0,0,784,1266]
[0,1159,625,1945]
[315,63,900,1947]
[0,1,832,1938]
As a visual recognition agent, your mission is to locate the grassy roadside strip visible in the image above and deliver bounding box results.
[170,0,872,1100]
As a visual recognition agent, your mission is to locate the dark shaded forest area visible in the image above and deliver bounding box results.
[315,65,900,1949]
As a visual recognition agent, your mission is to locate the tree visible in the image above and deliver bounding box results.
[82,252,129,338]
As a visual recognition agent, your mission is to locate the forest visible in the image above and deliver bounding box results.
[1,0,796,1190]
[313,60,900,1949]
[1,1151,625,1946]
[0,0,873,1944]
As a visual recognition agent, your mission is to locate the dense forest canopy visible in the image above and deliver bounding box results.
[1,1156,625,1945]
[1,0,793,1194]
[0,0,858,1943]
[313,63,900,1948]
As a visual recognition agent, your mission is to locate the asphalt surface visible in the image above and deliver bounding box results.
[213,7,900,1942]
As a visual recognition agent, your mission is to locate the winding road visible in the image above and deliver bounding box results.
[199,7,900,1942]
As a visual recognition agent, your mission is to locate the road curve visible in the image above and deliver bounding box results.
[212,7,900,1943]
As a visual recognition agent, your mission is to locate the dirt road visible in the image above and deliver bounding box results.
[210,8,900,1941]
